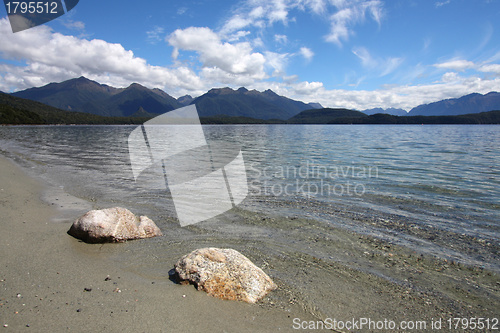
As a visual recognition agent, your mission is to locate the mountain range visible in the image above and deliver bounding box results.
[2,91,499,125]
[11,77,321,120]
[8,76,500,119]
[363,107,408,116]
[361,93,500,117]
[12,77,179,118]
[407,92,500,116]
[192,86,321,120]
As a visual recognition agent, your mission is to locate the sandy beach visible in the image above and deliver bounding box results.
[1,154,499,332]
[0,156,318,332]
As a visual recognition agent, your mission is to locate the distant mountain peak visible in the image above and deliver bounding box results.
[63,76,96,86]
[177,95,194,106]
[237,87,248,93]
[307,102,323,109]
[263,89,278,96]
[408,91,500,116]
[126,82,149,91]
[50,77,118,95]
[207,87,235,95]
[363,107,408,116]
[72,76,107,86]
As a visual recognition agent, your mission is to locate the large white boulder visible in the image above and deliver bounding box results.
[175,247,277,303]
[68,207,162,243]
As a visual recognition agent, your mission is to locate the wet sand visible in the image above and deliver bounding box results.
[1,155,499,332]
[0,156,316,332]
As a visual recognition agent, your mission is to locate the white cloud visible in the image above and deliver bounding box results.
[177,7,188,15]
[274,34,288,44]
[352,46,376,67]
[441,72,460,83]
[168,27,267,78]
[299,47,314,62]
[268,0,288,23]
[146,26,165,44]
[226,30,251,42]
[380,57,404,77]
[0,20,287,94]
[220,0,383,48]
[221,15,253,34]
[283,74,299,83]
[479,64,500,75]
[291,80,323,95]
[264,51,289,75]
[435,0,451,8]
[200,67,259,87]
[62,20,85,31]
[434,59,475,71]
[325,0,383,46]
[220,0,288,34]
[252,37,265,48]
[353,46,403,76]
[326,8,353,46]
[249,6,265,19]
[300,0,327,14]
[0,18,203,93]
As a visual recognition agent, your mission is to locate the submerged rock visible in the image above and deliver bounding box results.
[174,247,277,303]
[68,207,162,243]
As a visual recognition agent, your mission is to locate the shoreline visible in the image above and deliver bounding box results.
[2,123,500,127]
[1,154,499,332]
[0,156,316,332]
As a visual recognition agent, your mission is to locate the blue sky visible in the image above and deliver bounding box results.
[1,0,499,110]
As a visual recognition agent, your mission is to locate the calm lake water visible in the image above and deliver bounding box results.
[1,124,499,273]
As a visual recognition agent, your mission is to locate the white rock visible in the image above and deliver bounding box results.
[175,247,277,303]
[68,207,162,243]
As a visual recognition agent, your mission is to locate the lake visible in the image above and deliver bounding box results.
[0,124,499,318]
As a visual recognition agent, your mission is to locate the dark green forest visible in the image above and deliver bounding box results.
[326,111,500,124]
[0,93,149,125]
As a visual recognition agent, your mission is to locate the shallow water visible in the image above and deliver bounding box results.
[0,125,499,269]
